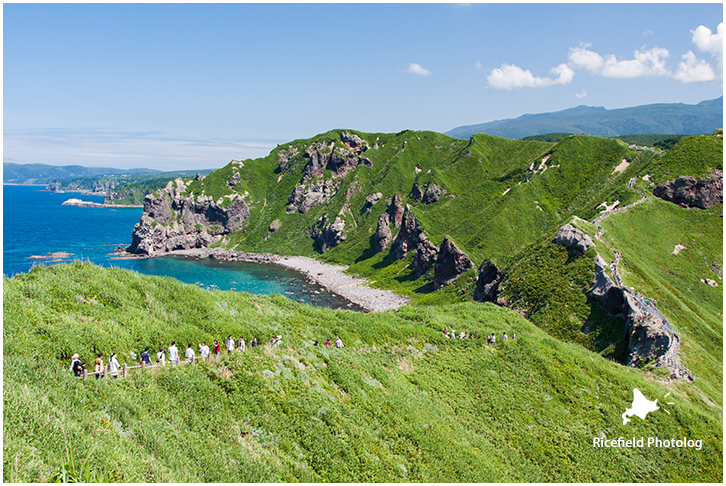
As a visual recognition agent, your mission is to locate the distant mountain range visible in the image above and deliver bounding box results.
[446,97,723,140]
[3,163,161,185]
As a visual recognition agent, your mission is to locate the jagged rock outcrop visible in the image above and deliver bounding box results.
[277,146,299,172]
[363,192,383,212]
[472,260,504,303]
[411,182,447,205]
[300,133,372,182]
[389,205,439,275]
[422,183,445,204]
[373,212,392,253]
[623,292,693,381]
[127,178,250,256]
[553,224,595,256]
[388,194,405,228]
[286,180,340,214]
[432,237,474,290]
[410,181,425,201]
[227,172,242,188]
[340,131,369,151]
[412,238,439,278]
[390,206,424,259]
[653,169,723,209]
[590,255,626,314]
[311,215,346,253]
[585,252,693,381]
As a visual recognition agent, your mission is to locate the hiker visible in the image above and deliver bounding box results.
[168,341,180,364]
[250,337,259,348]
[511,333,516,340]
[450,329,456,339]
[199,342,210,359]
[140,347,152,367]
[226,335,235,353]
[459,331,467,340]
[157,348,166,366]
[314,340,320,346]
[275,335,282,346]
[502,332,508,341]
[335,336,344,348]
[108,353,120,377]
[69,354,85,377]
[185,344,195,363]
[490,333,496,344]
[324,338,332,346]
[443,326,449,338]
[94,353,104,380]
[238,336,246,352]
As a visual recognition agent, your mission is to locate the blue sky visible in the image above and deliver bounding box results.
[4,3,723,170]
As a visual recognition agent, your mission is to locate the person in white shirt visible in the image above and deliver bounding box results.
[199,342,210,359]
[157,348,166,366]
[335,336,344,348]
[226,336,235,353]
[238,337,246,352]
[185,344,196,363]
[168,342,179,364]
[108,353,121,377]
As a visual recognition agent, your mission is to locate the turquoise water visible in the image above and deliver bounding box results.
[3,185,359,309]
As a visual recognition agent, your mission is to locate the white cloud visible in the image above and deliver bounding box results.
[575,90,588,99]
[570,45,670,78]
[673,50,716,83]
[568,44,604,73]
[692,23,723,58]
[602,47,670,78]
[403,62,431,76]
[487,62,574,90]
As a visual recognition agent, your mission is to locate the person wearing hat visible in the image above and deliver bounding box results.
[275,335,282,346]
[69,354,85,377]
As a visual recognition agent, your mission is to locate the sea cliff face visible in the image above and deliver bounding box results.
[127,178,249,256]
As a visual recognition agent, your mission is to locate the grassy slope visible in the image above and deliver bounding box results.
[3,263,722,482]
[133,131,720,372]
[599,198,723,404]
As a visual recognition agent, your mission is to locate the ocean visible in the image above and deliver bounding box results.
[2,184,357,309]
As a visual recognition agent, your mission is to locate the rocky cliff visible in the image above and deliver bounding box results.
[127,178,249,256]
[653,169,723,209]
[552,223,693,381]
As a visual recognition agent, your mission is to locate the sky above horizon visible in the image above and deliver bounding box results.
[4,3,724,171]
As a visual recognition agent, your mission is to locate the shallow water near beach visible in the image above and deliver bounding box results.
[3,185,360,310]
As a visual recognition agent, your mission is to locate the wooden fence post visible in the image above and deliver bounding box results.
[82,369,88,380]
[122,363,127,378]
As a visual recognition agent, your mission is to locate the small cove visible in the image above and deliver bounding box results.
[3,185,361,310]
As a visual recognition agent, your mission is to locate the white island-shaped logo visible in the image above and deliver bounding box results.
[622,388,659,425]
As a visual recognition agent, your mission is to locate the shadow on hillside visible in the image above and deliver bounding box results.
[581,297,629,364]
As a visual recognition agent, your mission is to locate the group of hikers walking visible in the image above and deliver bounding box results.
[69,333,350,379]
[68,334,290,379]
[442,327,515,343]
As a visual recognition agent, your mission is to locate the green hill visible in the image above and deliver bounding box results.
[4,128,722,482]
[3,263,722,482]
